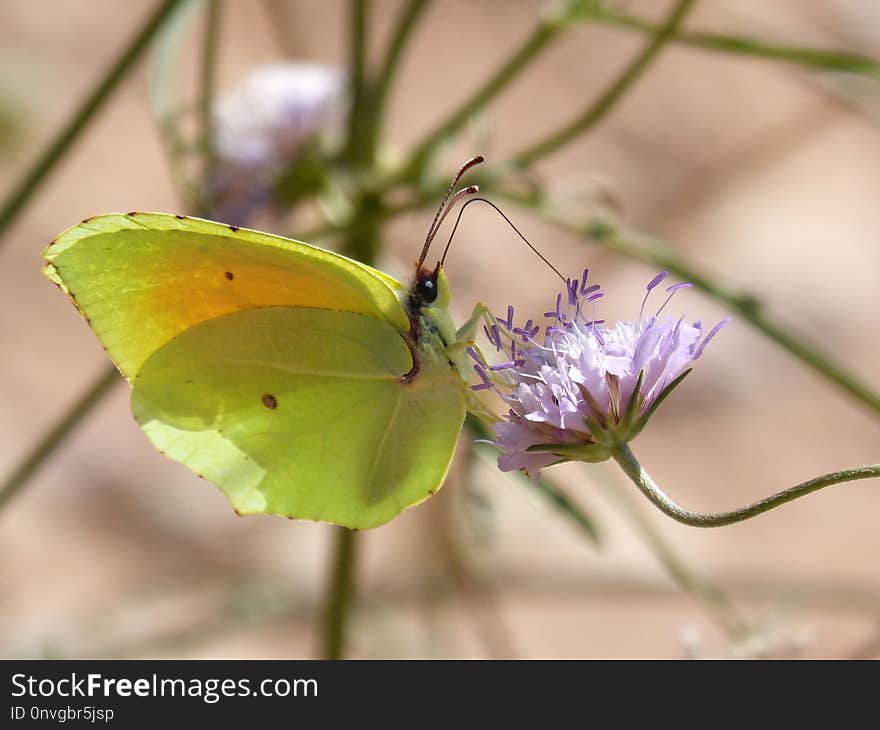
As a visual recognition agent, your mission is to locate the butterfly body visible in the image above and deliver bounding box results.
[43,212,470,529]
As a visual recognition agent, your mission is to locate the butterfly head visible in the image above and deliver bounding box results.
[411,261,448,309]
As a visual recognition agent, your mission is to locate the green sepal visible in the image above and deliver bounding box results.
[618,369,645,436]
[628,368,693,441]
[526,442,613,463]
[582,415,615,447]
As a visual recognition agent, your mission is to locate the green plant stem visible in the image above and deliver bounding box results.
[197,0,222,213]
[0,0,186,242]
[589,7,880,78]
[597,468,745,637]
[345,0,372,167]
[370,0,432,148]
[612,443,880,528]
[532,475,602,545]
[510,0,698,168]
[321,527,357,659]
[0,365,119,513]
[500,192,880,415]
[395,6,570,183]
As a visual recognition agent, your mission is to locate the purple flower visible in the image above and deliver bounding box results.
[473,269,729,481]
[207,63,346,226]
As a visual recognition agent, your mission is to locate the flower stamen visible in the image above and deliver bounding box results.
[640,269,669,322]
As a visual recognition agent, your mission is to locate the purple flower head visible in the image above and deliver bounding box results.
[206,63,346,226]
[472,268,729,481]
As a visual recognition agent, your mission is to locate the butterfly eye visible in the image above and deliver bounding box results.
[415,273,438,304]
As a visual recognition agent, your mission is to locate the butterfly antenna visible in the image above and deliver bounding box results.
[440,197,567,284]
[417,155,485,269]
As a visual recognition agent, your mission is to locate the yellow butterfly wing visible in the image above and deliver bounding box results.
[43,212,410,379]
[43,212,468,528]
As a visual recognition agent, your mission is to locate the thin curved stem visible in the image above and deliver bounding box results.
[589,7,880,78]
[510,0,698,169]
[613,443,880,528]
[0,0,186,242]
[0,365,119,513]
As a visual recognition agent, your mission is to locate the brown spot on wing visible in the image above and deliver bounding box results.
[262,393,278,409]
[224,271,234,281]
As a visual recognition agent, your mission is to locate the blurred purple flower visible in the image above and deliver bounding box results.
[472,269,729,480]
[207,63,346,226]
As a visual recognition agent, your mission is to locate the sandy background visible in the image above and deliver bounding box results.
[1,0,879,658]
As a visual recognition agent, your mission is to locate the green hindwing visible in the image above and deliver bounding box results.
[131,306,467,529]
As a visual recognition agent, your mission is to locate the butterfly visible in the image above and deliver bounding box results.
[42,158,487,529]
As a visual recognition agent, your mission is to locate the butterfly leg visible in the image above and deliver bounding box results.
[454,301,492,344]
[446,303,497,418]
[445,301,494,372]
[449,306,502,424]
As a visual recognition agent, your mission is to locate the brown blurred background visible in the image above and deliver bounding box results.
[1,0,879,658]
